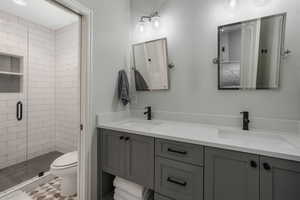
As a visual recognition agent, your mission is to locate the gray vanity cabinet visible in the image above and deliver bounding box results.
[102,129,126,178]
[260,156,300,200]
[204,147,260,200]
[100,128,300,200]
[101,129,155,189]
[126,134,155,189]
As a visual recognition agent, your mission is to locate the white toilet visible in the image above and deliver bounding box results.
[50,151,78,196]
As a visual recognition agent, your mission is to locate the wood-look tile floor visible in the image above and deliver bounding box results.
[0,152,63,192]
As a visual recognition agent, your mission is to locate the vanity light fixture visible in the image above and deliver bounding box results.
[13,0,27,6]
[137,11,161,32]
[151,14,161,29]
[138,19,145,33]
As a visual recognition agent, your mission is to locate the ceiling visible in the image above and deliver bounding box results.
[0,0,79,30]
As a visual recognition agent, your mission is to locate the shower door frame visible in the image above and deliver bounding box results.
[0,1,93,199]
[51,1,94,200]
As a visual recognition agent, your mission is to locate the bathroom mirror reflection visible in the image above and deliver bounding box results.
[218,13,286,90]
[132,38,169,91]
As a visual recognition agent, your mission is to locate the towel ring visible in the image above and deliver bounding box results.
[132,64,175,70]
[282,49,292,57]
[212,58,219,64]
[168,63,175,69]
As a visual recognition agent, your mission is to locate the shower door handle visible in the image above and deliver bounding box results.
[16,101,23,121]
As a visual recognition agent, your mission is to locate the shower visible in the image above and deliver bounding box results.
[0,0,80,193]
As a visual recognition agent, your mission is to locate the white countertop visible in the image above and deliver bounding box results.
[97,118,300,162]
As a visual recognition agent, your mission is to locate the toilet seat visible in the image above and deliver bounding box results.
[51,151,78,169]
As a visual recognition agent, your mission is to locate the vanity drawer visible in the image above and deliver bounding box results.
[154,193,173,200]
[155,157,203,200]
[155,139,204,166]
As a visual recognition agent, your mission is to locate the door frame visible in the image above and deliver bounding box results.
[51,1,94,200]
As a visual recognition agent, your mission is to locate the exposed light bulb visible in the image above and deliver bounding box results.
[139,25,144,33]
[138,21,145,33]
[13,0,27,6]
[152,16,161,29]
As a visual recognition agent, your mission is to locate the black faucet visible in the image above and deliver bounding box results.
[240,111,250,131]
[144,106,152,120]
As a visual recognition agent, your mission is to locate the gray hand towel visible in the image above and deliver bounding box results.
[118,70,130,106]
[134,69,149,91]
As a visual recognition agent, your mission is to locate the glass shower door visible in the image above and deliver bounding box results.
[0,53,28,192]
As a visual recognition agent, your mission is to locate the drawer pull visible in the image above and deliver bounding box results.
[167,177,187,187]
[263,163,271,171]
[250,160,257,168]
[167,148,187,155]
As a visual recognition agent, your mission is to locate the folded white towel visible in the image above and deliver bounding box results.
[114,193,126,200]
[113,177,144,198]
[115,188,140,200]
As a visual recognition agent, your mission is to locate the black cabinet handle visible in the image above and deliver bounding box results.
[261,49,268,54]
[119,136,124,140]
[167,177,187,187]
[250,160,257,168]
[263,163,271,171]
[125,137,130,141]
[16,101,23,121]
[167,148,187,155]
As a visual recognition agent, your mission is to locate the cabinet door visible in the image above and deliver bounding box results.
[126,134,155,189]
[155,157,203,200]
[260,156,300,200]
[101,129,126,178]
[205,147,259,200]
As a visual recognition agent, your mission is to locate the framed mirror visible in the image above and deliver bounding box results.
[132,38,169,91]
[218,13,286,90]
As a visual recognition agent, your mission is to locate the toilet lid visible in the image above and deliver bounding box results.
[52,151,78,168]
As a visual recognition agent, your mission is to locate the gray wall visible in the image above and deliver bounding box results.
[75,0,130,199]
[130,0,300,120]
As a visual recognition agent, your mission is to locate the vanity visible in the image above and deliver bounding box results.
[98,11,299,199]
[97,119,300,200]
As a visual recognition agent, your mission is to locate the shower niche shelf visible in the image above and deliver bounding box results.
[0,54,23,93]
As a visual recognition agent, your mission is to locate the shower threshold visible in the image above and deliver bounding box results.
[0,151,63,193]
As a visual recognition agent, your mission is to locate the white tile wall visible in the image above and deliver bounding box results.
[55,23,80,153]
[0,11,28,169]
[0,11,80,169]
[27,22,56,159]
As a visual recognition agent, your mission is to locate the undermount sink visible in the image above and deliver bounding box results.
[118,120,163,129]
[218,129,251,139]
[217,129,292,147]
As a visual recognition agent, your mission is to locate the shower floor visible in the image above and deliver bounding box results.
[0,151,63,192]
